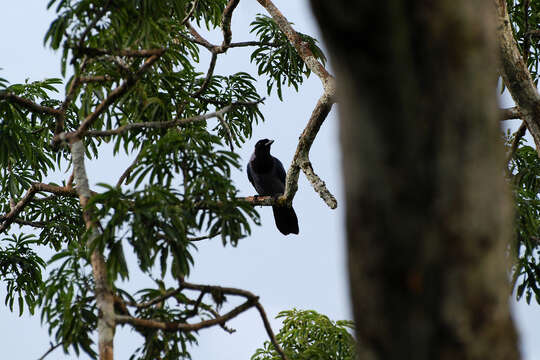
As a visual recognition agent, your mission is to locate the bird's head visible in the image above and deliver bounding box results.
[254,138,274,155]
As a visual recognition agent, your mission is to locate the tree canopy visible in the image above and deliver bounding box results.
[0,1,337,359]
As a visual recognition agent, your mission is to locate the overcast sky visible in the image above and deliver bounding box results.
[0,1,538,360]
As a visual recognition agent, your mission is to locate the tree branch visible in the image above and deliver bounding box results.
[507,121,528,161]
[217,0,240,52]
[126,289,181,309]
[85,102,256,138]
[495,0,540,156]
[254,302,288,360]
[118,279,289,360]
[181,0,200,25]
[72,47,166,58]
[13,218,49,228]
[180,280,288,360]
[116,298,256,331]
[52,51,164,147]
[253,0,337,208]
[191,52,217,97]
[86,99,264,137]
[0,92,61,116]
[0,183,77,233]
[282,94,337,209]
[501,106,523,120]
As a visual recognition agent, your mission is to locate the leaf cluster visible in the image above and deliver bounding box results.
[508,144,540,304]
[507,0,540,86]
[0,234,45,316]
[0,79,61,198]
[39,245,98,358]
[250,15,326,100]
[252,309,356,360]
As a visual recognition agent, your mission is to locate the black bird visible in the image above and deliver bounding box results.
[247,139,299,235]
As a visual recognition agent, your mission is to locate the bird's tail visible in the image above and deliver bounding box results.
[272,205,299,235]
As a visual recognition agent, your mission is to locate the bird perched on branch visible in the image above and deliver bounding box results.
[247,139,299,235]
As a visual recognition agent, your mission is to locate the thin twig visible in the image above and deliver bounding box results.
[255,302,288,360]
[187,232,221,241]
[181,0,199,25]
[191,52,217,97]
[217,112,235,151]
[116,148,146,187]
[507,121,528,162]
[125,289,181,309]
[37,342,63,360]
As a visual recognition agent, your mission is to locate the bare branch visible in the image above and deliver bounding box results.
[180,281,287,360]
[118,279,289,360]
[283,94,336,209]
[255,302,288,360]
[228,40,282,48]
[0,92,61,116]
[116,298,256,331]
[298,159,337,209]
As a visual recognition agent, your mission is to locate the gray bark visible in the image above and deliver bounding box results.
[310,1,520,359]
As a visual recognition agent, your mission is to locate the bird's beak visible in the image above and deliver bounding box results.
[266,139,274,146]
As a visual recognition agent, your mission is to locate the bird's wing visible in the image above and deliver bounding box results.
[274,157,286,184]
[247,163,255,186]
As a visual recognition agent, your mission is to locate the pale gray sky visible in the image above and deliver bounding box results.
[0,2,537,360]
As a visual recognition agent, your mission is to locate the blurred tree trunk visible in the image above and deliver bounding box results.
[310,1,520,359]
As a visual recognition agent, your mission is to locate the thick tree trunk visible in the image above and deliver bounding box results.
[310,1,520,359]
